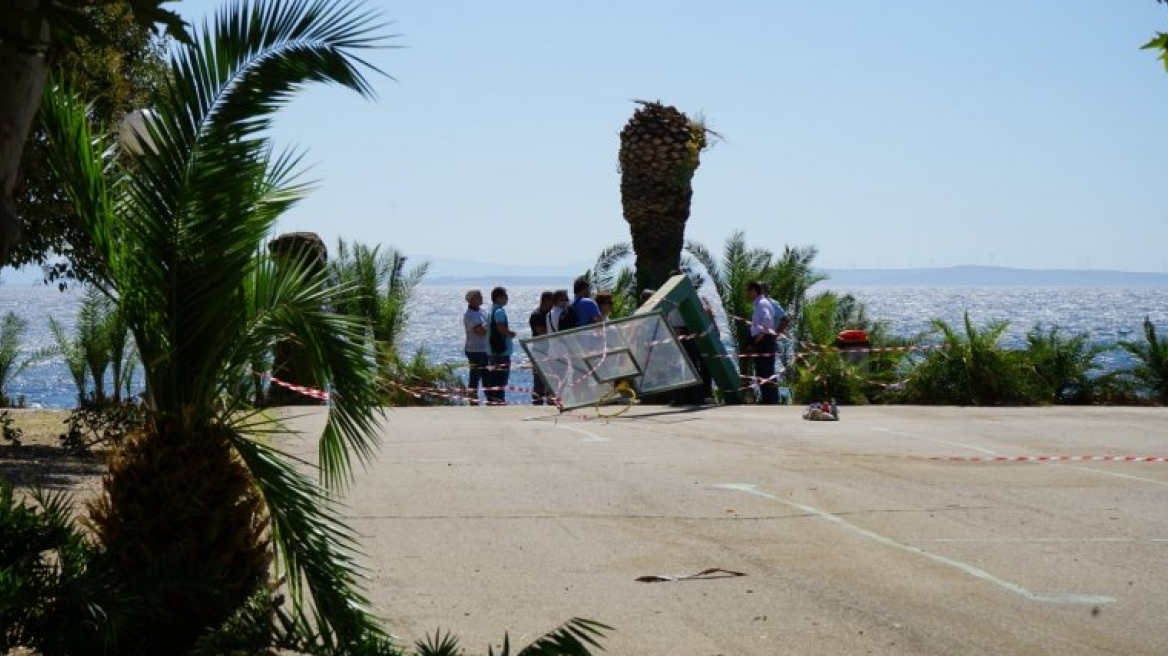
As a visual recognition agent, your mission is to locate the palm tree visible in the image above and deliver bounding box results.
[46,316,89,406]
[619,100,713,293]
[579,242,637,318]
[1024,324,1108,404]
[763,245,826,325]
[329,237,430,360]
[900,313,1033,406]
[685,231,780,369]
[0,312,32,407]
[1120,316,1168,404]
[39,1,391,652]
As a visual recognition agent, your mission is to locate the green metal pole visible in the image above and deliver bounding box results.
[635,274,741,404]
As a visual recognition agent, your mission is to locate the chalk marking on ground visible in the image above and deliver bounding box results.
[914,537,1141,544]
[897,433,1000,456]
[553,424,609,442]
[1060,465,1168,488]
[710,483,1115,605]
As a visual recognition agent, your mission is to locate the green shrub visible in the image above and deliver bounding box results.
[1119,316,1168,404]
[1,410,23,447]
[898,313,1038,406]
[58,404,146,454]
[1022,324,1109,404]
[0,482,110,655]
[0,312,33,408]
[381,347,464,407]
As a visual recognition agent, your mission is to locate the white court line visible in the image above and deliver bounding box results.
[710,483,1115,605]
[553,424,609,442]
[915,537,1145,544]
[1061,465,1168,488]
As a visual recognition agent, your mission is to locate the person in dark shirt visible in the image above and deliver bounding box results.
[528,290,554,404]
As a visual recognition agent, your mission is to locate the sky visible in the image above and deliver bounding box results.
[170,0,1168,273]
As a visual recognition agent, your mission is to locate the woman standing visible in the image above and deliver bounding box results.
[463,289,488,405]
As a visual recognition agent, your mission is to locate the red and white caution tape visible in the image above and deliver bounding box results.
[934,455,1168,463]
[265,374,331,401]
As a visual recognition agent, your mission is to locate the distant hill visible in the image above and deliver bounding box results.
[818,265,1168,287]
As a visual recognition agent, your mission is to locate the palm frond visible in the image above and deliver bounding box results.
[233,250,384,489]
[415,629,464,656]
[486,618,611,656]
[228,436,387,649]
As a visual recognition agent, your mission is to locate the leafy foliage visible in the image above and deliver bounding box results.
[381,347,463,407]
[580,242,637,318]
[0,410,23,446]
[790,291,890,404]
[898,313,1036,405]
[686,232,824,383]
[0,312,32,407]
[1119,316,1168,403]
[58,404,146,454]
[0,482,109,655]
[39,0,394,651]
[1023,324,1108,404]
[488,618,611,656]
[1144,0,1168,71]
[10,1,171,285]
[329,238,429,359]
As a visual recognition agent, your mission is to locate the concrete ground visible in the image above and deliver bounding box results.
[278,405,1168,656]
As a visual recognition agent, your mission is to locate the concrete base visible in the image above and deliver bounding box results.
[276,405,1168,656]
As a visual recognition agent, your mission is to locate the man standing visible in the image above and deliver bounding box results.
[762,283,792,371]
[547,289,570,332]
[747,280,788,404]
[463,289,488,406]
[529,291,554,404]
[570,277,602,326]
[486,286,517,405]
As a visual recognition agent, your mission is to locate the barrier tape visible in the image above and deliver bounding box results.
[934,455,1168,463]
[264,373,331,401]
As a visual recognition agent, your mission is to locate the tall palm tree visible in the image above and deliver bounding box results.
[619,100,712,293]
[39,1,391,652]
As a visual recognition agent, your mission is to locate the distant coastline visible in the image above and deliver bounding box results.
[425,265,1168,288]
[5,263,1167,288]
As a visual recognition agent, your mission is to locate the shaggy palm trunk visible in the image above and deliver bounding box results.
[0,0,50,262]
[619,100,707,294]
[88,425,270,654]
[268,231,328,405]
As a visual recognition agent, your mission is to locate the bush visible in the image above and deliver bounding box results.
[1022,324,1109,404]
[1,410,23,447]
[898,313,1038,406]
[1119,316,1168,404]
[0,482,110,655]
[58,404,146,455]
[381,347,465,407]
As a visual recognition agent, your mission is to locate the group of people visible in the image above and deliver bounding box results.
[462,277,605,405]
[461,275,790,406]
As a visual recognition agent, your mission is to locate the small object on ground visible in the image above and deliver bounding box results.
[635,567,747,583]
[803,403,839,421]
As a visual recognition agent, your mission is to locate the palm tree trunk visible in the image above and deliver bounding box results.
[623,175,691,293]
[0,1,50,262]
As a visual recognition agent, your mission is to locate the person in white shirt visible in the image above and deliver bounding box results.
[462,289,488,406]
[547,289,569,332]
[748,280,789,404]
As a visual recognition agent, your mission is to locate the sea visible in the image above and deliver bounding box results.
[2,283,1166,408]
